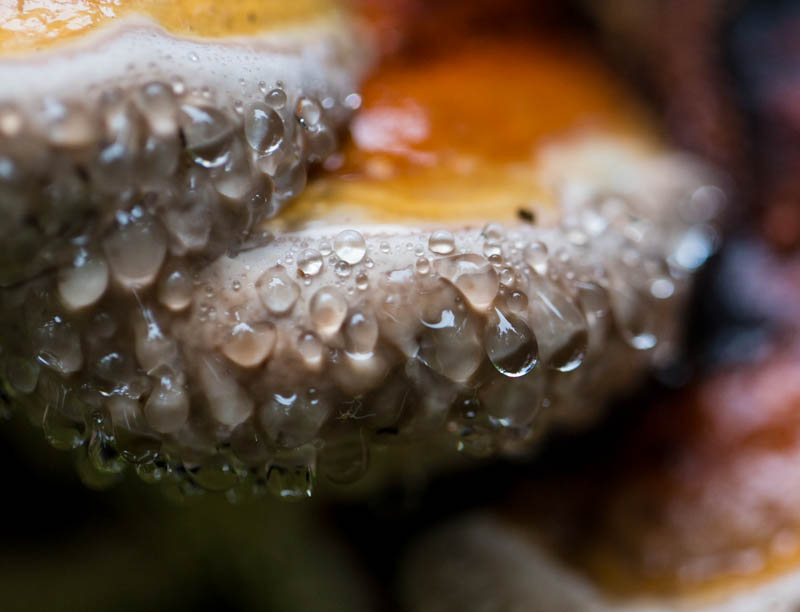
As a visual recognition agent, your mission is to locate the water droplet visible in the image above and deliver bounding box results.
[577,281,610,318]
[334,260,351,278]
[310,286,348,337]
[230,420,269,465]
[296,97,321,129]
[35,316,83,375]
[87,411,124,474]
[355,272,369,290]
[482,222,505,242]
[222,321,276,368]
[188,457,240,492]
[670,225,716,271]
[158,266,193,311]
[244,103,284,154]
[297,248,323,277]
[344,93,362,110]
[334,229,366,265]
[344,312,378,356]
[256,265,300,315]
[436,254,499,311]
[57,251,109,310]
[524,241,548,275]
[650,277,675,299]
[103,215,167,289]
[415,257,431,276]
[42,381,87,450]
[527,277,588,372]
[136,81,178,138]
[261,392,330,448]
[485,308,538,377]
[266,88,287,109]
[198,355,254,426]
[296,331,324,369]
[428,229,455,255]
[267,459,314,501]
[179,104,234,168]
[144,374,189,433]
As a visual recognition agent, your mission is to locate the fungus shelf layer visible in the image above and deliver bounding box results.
[0,0,721,498]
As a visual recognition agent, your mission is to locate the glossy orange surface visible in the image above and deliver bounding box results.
[0,0,331,54]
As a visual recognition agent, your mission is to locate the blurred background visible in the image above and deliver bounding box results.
[4,0,800,610]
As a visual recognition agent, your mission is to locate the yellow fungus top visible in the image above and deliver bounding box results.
[0,0,333,54]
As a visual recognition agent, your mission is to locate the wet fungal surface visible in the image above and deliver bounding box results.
[0,4,722,501]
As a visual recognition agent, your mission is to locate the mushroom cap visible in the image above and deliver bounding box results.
[0,4,722,498]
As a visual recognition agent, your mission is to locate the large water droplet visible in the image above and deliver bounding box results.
[267,459,314,501]
[256,265,300,315]
[35,315,83,375]
[296,97,321,129]
[310,286,348,337]
[526,276,588,372]
[429,229,455,255]
[103,214,167,289]
[524,241,548,275]
[436,254,499,311]
[260,392,330,449]
[179,104,234,168]
[222,321,276,368]
[344,311,378,356]
[158,266,193,311]
[198,356,253,427]
[57,250,109,310]
[244,103,284,154]
[136,81,178,138]
[334,229,366,265]
[485,307,538,377]
[297,248,323,277]
[144,373,189,433]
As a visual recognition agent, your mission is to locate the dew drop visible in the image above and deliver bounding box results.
[57,251,109,310]
[296,331,324,369]
[524,241,548,275]
[355,272,369,291]
[256,265,300,315]
[144,374,189,434]
[334,260,351,278]
[136,81,178,138]
[261,392,329,449]
[334,229,366,265]
[266,88,287,109]
[297,248,323,277]
[435,254,499,311]
[35,316,83,375]
[103,215,167,289]
[244,103,284,154]
[415,257,431,276]
[428,229,455,255]
[267,460,314,501]
[344,311,379,356]
[179,104,234,168]
[485,307,538,377]
[296,97,322,129]
[158,266,193,311]
[221,321,276,368]
[310,286,348,337]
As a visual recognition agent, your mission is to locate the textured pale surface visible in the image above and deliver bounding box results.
[0,0,334,54]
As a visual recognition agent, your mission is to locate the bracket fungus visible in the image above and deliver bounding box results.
[0,0,722,501]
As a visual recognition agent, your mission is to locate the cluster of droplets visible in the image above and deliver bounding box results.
[0,78,353,289]
[0,121,722,499]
